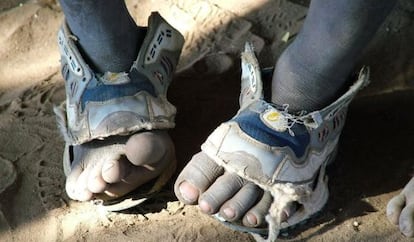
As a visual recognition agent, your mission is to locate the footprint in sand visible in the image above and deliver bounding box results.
[36,159,67,211]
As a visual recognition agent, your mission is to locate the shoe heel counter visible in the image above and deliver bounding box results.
[134,12,185,96]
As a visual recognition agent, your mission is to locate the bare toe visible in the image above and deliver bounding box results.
[219,183,262,221]
[104,158,167,197]
[125,131,170,166]
[75,168,93,201]
[86,160,107,193]
[175,152,272,226]
[65,162,84,200]
[174,152,224,204]
[242,191,273,227]
[198,172,245,214]
[100,132,174,198]
[101,158,127,184]
[65,131,175,201]
[65,138,126,201]
[177,181,199,204]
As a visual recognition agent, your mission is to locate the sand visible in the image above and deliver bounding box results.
[1,0,414,241]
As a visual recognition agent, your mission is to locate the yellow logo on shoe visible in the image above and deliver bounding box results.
[262,109,288,132]
[107,72,118,81]
[101,72,130,85]
[266,112,280,121]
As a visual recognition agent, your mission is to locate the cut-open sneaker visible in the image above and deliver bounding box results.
[201,43,369,241]
[54,12,184,211]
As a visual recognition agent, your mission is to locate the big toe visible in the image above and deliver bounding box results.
[178,181,200,204]
[175,152,224,204]
[125,131,171,166]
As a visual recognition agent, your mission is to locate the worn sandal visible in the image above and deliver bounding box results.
[54,12,184,211]
[201,43,369,241]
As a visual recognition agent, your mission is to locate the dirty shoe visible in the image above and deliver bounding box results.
[201,43,369,241]
[54,12,184,210]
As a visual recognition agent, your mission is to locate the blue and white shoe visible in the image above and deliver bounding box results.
[54,12,184,210]
[201,43,369,241]
[55,12,184,146]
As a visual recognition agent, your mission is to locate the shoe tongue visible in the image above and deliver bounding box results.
[99,72,130,85]
[239,42,264,109]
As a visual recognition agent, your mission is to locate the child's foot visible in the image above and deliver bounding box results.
[56,12,184,205]
[176,152,273,228]
[175,44,370,239]
[65,131,174,201]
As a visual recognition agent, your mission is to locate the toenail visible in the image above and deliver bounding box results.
[179,182,198,203]
[199,200,213,214]
[223,207,235,219]
[246,213,257,226]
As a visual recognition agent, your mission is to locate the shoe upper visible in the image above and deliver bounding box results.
[201,43,369,240]
[201,42,370,187]
[55,12,184,145]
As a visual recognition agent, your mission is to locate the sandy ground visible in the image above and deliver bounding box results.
[1,0,414,241]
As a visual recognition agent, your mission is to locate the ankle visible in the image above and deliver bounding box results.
[271,46,349,113]
[60,0,146,74]
[74,27,146,74]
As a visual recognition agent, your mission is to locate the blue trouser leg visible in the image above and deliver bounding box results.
[59,0,145,73]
